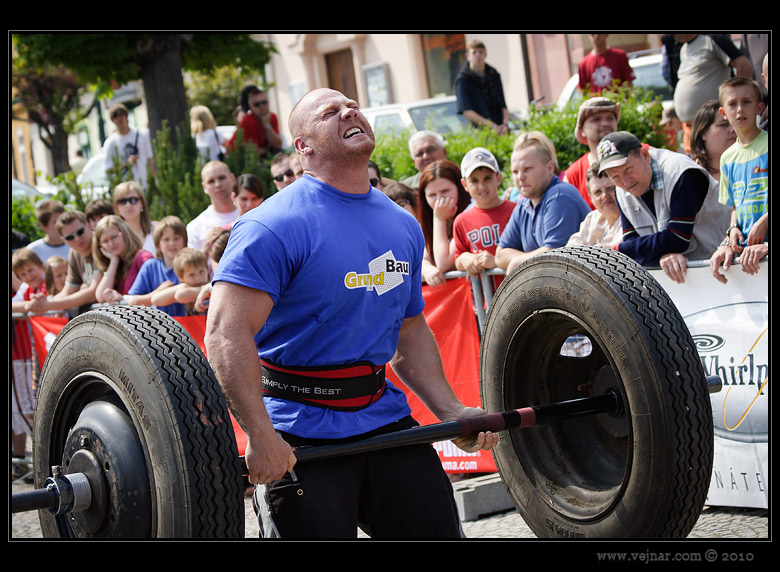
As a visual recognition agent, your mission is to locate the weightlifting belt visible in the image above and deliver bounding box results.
[260,359,387,411]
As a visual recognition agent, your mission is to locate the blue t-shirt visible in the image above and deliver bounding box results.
[499,175,591,251]
[214,175,426,439]
[128,257,187,316]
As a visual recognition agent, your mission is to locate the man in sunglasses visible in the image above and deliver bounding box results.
[228,85,282,156]
[270,152,297,191]
[25,211,103,317]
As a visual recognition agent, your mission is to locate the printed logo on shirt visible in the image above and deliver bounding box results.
[344,250,409,295]
[466,223,501,252]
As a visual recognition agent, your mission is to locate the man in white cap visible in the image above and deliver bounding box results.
[453,147,516,286]
[562,96,621,209]
[596,131,730,283]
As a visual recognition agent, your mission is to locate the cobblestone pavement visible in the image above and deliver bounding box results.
[11,470,768,541]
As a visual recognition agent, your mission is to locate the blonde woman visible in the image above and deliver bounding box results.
[113,181,156,255]
[93,215,154,303]
[190,105,226,162]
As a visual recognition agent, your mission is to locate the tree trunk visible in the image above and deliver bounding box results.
[51,127,72,175]
[137,34,190,149]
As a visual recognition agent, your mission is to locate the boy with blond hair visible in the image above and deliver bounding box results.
[151,247,210,314]
[710,76,769,283]
[126,215,188,315]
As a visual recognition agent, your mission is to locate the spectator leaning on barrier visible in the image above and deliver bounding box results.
[417,159,473,287]
[125,215,189,316]
[709,76,769,284]
[596,131,731,284]
[11,248,46,460]
[496,135,590,273]
[92,215,154,304]
[151,247,210,315]
[505,131,561,203]
[453,147,516,288]
[24,211,102,317]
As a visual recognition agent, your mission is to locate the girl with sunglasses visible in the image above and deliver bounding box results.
[113,181,156,256]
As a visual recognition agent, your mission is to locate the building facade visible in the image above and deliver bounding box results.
[261,33,662,142]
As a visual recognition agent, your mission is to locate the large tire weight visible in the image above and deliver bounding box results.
[33,305,245,538]
[480,246,714,538]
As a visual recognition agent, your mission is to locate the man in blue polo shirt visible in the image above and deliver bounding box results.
[496,136,591,272]
[205,88,497,539]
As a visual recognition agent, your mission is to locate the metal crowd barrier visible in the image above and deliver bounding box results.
[439,268,505,336]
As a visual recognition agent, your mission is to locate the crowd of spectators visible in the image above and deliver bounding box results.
[11,36,769,464]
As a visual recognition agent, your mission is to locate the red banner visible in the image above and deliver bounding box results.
[29,278,492,474]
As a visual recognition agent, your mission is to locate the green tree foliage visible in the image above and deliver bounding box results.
[11,197,43,242]
[145,121,210,224]
[11,61,90,175]
[370,125,517,195]
[13,33,274,148]
[223,132,276,201]
[186,66,266,127]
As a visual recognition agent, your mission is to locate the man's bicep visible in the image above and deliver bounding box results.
[208,281,274,336]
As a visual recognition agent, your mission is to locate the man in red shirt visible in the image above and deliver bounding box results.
[578,34,634,94]
[563,96,621,209]
[228,85,282,155]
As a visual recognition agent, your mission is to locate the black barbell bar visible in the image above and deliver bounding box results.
[13,377,722,513]
[243,375,722,472]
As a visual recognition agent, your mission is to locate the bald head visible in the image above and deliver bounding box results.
[287,88,375,193]
[289,88,341,140]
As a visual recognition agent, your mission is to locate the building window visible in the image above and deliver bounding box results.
[420,34,466,98]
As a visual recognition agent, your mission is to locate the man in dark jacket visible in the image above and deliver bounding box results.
[455,39,510,134]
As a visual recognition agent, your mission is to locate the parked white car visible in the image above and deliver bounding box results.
[556,51,673,109]
[76,150,111,199]
[361,95,470,135]
[12,178,54,200]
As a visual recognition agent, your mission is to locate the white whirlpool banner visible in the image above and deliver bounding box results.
[650,261,768,509]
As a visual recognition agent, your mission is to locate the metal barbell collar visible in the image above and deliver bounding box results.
[12,465,92,515]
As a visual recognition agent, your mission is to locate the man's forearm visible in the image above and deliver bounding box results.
[389,314,464,422]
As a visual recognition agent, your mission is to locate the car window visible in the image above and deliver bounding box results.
[372,112,408,134]
[631,61,673,102]
[409,101,469,134]
[81,155,110,187]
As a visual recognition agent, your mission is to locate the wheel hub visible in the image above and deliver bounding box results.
[61,397,152,537]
